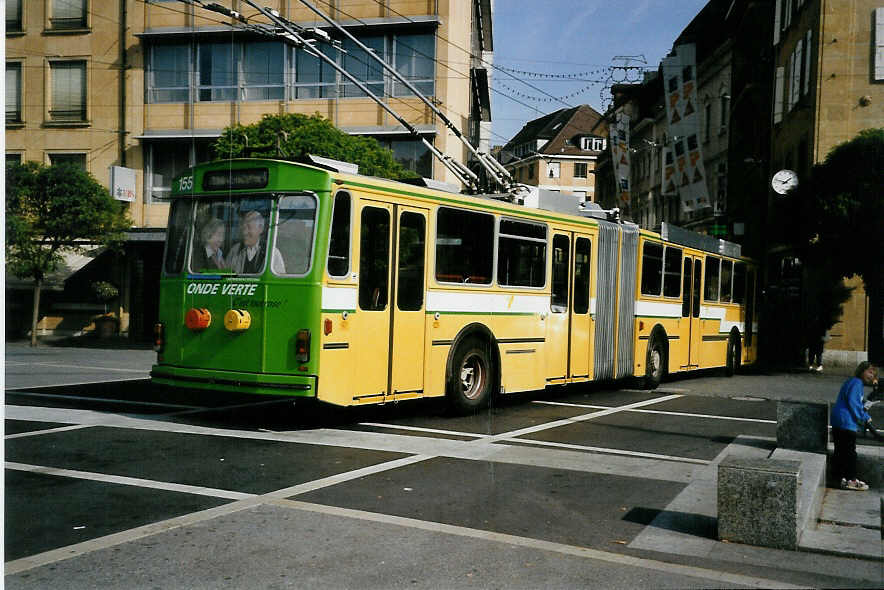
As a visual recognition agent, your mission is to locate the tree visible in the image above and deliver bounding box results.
[775,128,884,362]
[213,112,418,181]
[6,162,132,346]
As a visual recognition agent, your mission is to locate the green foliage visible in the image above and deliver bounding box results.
[91,281,119,302]
[5,161,132,283]
[775,128,884,290]
[213,113,418,180]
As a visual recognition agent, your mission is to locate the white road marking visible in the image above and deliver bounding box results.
[5,391,202,410]
[3,498,264,576]
[6,377,149,391]
[10,362,149,373]
[358,422,493,439]
[5,424,94,440]
[270,498,806,590]
[484,394,684,442]
[6,391,785,582]
[500,437,710,465]
[5,462,253,501]
[535,400,776,424]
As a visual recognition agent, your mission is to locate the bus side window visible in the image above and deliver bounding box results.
[435,207,493,285]
[358,207,390,311]
[720,260,733,303]
[640,242,663,296]
[327,192,351,277]
[704,257,720,302]
[573,237,591,314]
[164,199,191,275]
[551,234,569,313]
[663,246,682,297]
[397,212,425,311]
[733,262,746,304]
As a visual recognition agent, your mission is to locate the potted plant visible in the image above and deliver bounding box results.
[91,281,119,338]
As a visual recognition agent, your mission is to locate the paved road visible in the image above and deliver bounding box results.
[4,343,882,588]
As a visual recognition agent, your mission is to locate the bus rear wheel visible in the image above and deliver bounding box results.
[725,333,741,377]
[644,336,666,390]
[447,337,494,413]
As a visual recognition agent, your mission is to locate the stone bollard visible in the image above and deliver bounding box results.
[717,456,801,549]
[776,401,828,453]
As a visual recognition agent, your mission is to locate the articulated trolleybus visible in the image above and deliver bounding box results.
[152,158,758,413]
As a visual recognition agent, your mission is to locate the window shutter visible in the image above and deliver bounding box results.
[773,0,781,45]
[875,8,884,82]
[803,29,813,95]
[774,67,784,123]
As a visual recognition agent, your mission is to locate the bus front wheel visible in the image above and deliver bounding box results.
[447,337,494,413]
[644,336,666,390]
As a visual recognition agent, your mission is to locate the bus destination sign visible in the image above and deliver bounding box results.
[202,168,269,191]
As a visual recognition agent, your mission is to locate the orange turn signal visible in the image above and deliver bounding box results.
[185,308,212,331]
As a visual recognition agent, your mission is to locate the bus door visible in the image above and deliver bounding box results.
[546,234,571,382]
[354,199,428,403]
[389,206,428,400]
[681,256,702,368]
[354,201,394,402]
[569,235,593,380]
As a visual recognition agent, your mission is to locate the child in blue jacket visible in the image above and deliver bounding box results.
[830,362,878,491]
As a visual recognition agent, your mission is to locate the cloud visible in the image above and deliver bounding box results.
[558,1,604,49]
[627,0,654,24]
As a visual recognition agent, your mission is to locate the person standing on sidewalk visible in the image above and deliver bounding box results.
[831,362,878,491]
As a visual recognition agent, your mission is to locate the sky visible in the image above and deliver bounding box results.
[490,0,709,145]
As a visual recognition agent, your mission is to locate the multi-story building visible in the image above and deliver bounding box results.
[769,0,884,365]
[596,0,773,253]
[6,0,493,339]
[497,104,607,205]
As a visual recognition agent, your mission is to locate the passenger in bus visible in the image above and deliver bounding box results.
[228,211,268,274]
[830,361,878,491]
[192,218,226,271]
[228,210,285,274]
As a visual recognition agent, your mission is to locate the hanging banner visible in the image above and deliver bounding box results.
[662,44,709,213]
[609,113,631,207]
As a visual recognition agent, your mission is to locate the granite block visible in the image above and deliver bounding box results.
[777,401,828,453]
[717,455,801,549]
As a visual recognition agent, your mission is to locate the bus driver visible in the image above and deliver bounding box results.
[228,210,285,274]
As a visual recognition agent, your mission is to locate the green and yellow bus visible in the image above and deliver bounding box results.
[151,158,757,412]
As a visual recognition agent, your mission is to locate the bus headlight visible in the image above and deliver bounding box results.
[296,329,311,362]
[224,309,252,332]
[185,308,212,331]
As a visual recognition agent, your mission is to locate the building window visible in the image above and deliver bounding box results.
[340,36,385,98]
[6,153,23,165]
[49,61,86,122]
[198,42,237,102]
[6,63,22,123]
[149,43,190,103]
[6,0,22,32]
[547,161,560,178]
[704,102,711,142]
[50,0,86,30]
[375,137,432,178]
[574,162,588,178]
[392,33,435,97]
[146,140,213,201]
[49,153,86,169]
[242,41,285,100]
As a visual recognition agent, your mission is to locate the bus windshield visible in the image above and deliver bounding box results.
[163,194,317,276]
